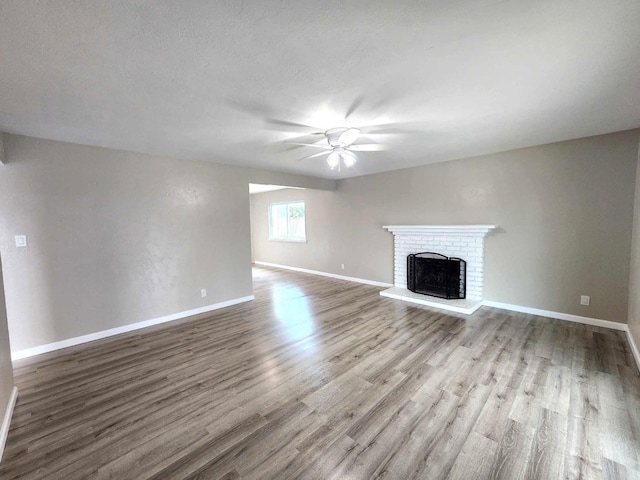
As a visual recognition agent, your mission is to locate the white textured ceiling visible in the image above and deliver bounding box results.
[1,1,639,179]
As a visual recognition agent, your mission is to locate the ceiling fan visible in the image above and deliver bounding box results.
[285,127,387,171]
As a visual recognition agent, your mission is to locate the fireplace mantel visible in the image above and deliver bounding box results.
[383,225,497,236]
[381,224,497,314]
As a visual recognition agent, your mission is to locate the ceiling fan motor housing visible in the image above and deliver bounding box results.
[325,127,360,147]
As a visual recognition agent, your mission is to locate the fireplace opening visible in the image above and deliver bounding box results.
[407,252,466,299]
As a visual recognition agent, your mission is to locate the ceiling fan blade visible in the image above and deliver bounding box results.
[225,98,275,117]
[298,151,330,161]
[266,118,323,131]
[359,122,426,135]
[285,142,331,149]
[284,133,326,144]
[288,132,325,142]
[345,95,365,120]
[266,143,305,153]
[349,144,388,152]
[356,134,384,144]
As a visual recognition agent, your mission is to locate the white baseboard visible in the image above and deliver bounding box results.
[626,328,640,373]
[0,386,18,463]
[254,261,393,288]
[482,300,627,331]
[11,295,255,361]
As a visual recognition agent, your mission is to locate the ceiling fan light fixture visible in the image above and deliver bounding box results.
[342,150,357,167]
[327,150,340,169]
[326,147,358,170]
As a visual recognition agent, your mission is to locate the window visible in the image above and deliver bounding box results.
[269,201,306,242]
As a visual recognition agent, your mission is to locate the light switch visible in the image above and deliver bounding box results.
[14,235,27,247]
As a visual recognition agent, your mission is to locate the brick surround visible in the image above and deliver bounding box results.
[383,225,497,301]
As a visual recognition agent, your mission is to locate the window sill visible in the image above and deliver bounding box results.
[269,237,307,244]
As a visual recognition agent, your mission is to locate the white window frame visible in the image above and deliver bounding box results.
[268,200,307,243]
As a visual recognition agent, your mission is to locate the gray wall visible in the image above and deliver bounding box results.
[0,134,333,353]
[628,137,640,350]
[252,130,640,324]
[0,256,15,419]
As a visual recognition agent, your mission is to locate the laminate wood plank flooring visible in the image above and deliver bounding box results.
[1,265,639,479]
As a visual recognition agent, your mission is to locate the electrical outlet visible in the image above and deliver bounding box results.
[580,295,590,306]
[341,264,345,270]
[201,289,207,298]
[15,235,27,247]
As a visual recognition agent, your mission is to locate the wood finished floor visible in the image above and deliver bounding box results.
[2,265,640,479]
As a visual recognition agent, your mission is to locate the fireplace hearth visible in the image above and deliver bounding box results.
[407,252,466,300]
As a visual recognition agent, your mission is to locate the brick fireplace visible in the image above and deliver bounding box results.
[380,225,497,314]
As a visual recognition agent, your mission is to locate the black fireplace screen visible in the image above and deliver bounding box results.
[407,252,466,300]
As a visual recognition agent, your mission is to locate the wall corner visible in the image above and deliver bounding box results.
[626,131,640,367]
